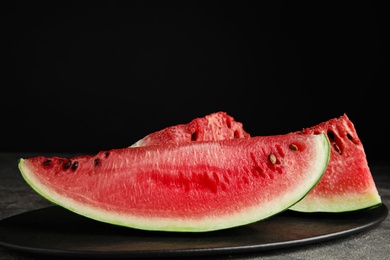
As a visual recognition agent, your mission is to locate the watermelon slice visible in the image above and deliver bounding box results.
[289,114,382,212]
[130,111,250,147]
[18,133,330,232]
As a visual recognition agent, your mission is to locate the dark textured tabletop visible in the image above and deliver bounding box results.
[0,152,389,260]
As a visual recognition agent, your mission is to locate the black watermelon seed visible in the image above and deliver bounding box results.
[63,160,71,169]
[71,161,78,170]
[94,158,100,166]
[105,152,110,157]
[43,160,52,166]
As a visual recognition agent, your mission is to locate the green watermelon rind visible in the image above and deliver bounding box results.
[18,133,331,232]
[285,132,331,208]
[289,191,382,213]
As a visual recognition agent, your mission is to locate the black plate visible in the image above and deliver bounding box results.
[0,204,388,258]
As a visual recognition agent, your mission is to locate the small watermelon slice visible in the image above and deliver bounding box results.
[130,111,250,147]
[18,133,330,232]
[289,114,382,212]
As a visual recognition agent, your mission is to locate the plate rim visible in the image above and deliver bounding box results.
[0,203,388,259]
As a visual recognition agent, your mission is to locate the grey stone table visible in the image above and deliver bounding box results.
[0,152,389,260]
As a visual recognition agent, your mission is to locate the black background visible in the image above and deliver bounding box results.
[1,1,389,162]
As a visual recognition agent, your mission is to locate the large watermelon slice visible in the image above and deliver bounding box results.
[289,114,382,212]
[18,133,330,232]
[130,111,250,147]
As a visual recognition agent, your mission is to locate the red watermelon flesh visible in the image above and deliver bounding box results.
[289,114,382,212]
[18,133,330,232]
[130,111,250,147]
